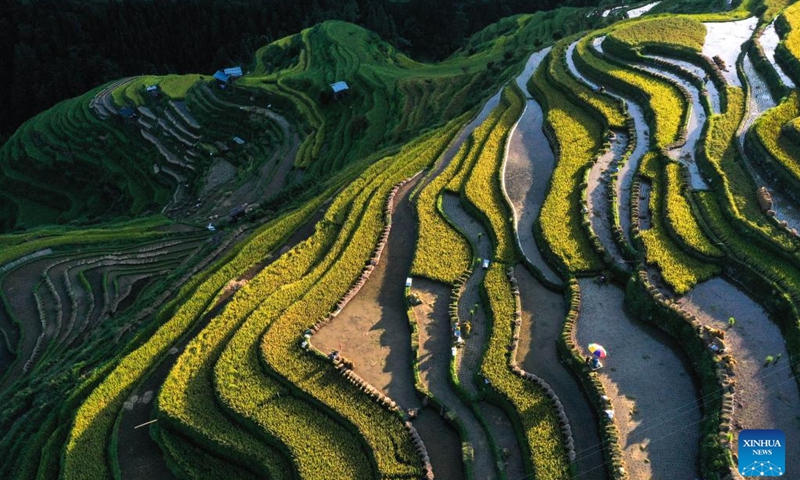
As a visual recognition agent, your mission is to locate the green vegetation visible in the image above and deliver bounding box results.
[574,33,688,148]
[664,163,723,258]
[751,93,800,188]
[9,3,800,480]
[530,49,604,273]
[699,86,794,249]
[481,264,571,479]
[63,199,324,480]
[464,87,523,263]
[411,131,474,284]
[776,2,800,85]
[638,153,720,294]
[606,17,706,53]
[548,39,627,130]
[452,85,572,477]
[111,75,208,107]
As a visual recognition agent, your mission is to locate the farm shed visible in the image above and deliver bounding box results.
[223,66,244,78]
[330,81,349,99]
[213,70,231,85]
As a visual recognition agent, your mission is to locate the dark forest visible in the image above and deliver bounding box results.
[0,0,598,140]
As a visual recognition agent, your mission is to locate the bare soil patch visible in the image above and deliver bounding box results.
[575,279,701,480]
[312,180,421,410]
[515,265,607,479]
[412,407,465,480]
[411,277,497,479]
[676,278,800,475]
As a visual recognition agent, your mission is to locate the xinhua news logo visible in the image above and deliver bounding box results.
[739,429,785,477]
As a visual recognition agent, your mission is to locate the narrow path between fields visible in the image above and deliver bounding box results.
[676,278,800,477]
[411,277,483,480]
[312,179,422,412]
[441,192,525,480]
[575,279,701,480]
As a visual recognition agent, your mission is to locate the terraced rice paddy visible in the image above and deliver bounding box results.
[3,4,800,480]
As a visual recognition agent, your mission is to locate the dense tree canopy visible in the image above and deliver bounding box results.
[0,0,600,138]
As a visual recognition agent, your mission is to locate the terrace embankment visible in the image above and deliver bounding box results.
[504,47,562,285]
[676,278,800,476]
[441,192,525,479]
[197,87,301,220]
[575,278,701,480]
[586,132,630,269]
[505,46,608,479]
[116,213,322,480]
[739,53,800,232]
[311,179,422,411]
[514,265,607,479]
[415,88,504,195]
[630,62,709,190]
[410,277,487,479]
[647,55,721,114]
[759,20,796,89]
[567,39,649,246]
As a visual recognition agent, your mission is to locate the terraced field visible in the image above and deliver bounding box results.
[3,3,800,480]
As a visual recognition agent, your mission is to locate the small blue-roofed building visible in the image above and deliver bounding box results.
[213,70,231,84]
[223,66,243,78]
[330,81,349,100]
[330,81,349,93]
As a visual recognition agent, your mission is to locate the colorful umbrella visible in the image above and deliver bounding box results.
[588,343,607,358]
